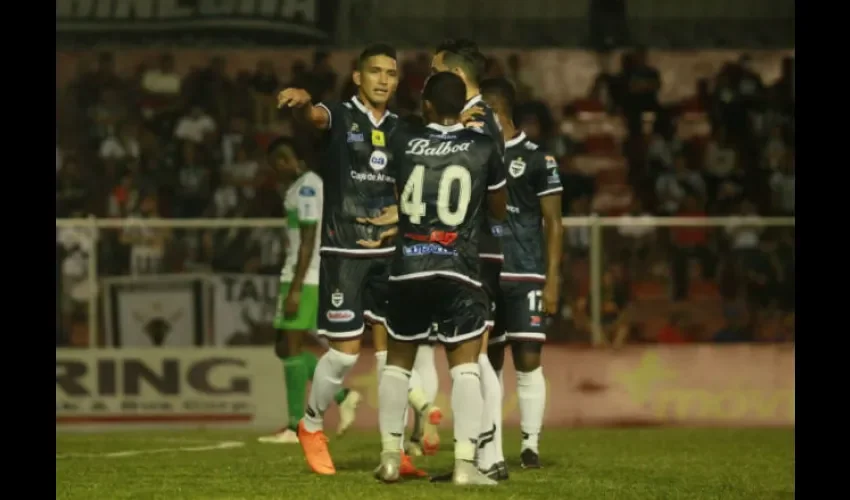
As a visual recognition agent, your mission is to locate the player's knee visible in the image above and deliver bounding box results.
[445,337,482,368]
[325,347,359,374]
[386,337,418,370]
[511,340,543,372]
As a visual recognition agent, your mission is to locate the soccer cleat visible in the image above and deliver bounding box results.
[429,471,453,483]
[421,405,443,455]
[374,451,402,483]
[520,448,541,469]
[452,460,498,486]
[405,440,424,457]
[336,390,361,436]
[257,428,299,444]
[399,451,428,478]
[297,420,336,475]
[480,461,510,481]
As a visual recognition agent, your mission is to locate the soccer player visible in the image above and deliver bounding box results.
[276,43,425,477]
[257,137,362,445]
[481,77,563,469]
[425,39,507,478]
[373,71,507,486]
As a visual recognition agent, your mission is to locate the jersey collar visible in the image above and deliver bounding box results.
[505,131,526,149]
[350,95,391,128]
[462,94,483,112]
[427,123,465,133]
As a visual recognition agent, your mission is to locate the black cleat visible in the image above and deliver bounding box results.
[520,449,541,469]
[429,470,454,483]
[480,461,510,481]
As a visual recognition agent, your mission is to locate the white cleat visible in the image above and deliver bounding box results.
[452,460,498,486]
[257,428,299,444]
[374,451,402,483]
[336,390,362,436]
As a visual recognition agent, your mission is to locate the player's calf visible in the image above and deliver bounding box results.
[511,340,545,465]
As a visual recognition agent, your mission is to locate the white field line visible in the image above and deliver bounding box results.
[56,440,244,459]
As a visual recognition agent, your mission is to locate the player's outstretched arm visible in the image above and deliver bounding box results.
[277,88,330,130]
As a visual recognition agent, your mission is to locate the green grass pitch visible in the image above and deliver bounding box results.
[56,428,794,500]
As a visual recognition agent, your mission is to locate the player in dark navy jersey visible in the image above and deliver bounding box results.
[425,39,512,482]
[481,77,563,471]
[373,71,507,486]
[277,43,425,478]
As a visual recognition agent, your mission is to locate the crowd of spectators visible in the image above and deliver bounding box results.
[56,47,794,346]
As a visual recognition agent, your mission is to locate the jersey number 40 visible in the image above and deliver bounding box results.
[400,164,472,226]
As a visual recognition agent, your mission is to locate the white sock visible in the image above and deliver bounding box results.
[517,367,546,453]
[379,365,410,453]
[398,369,424,449]
[450,363,482,463]
[375,350,387,380]
[477,353,503,469]
[414,345,439,402]
[303,349,359,433]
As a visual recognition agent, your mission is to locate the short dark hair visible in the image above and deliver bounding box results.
[480,77,517,118]
[435,38,484,84]
[267,135,316,170]
[422,72,467,119]
[357,43,397,70]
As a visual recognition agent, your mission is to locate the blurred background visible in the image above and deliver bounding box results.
[55,0,795,350]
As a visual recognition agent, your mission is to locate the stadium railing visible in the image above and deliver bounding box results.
[55,216,795,347]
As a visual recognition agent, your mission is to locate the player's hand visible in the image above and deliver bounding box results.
[277,88,313,109]
[356,205,398,226]
[356,227,398,248]
[283,290,301,319]
[542,281,560,315]
[461,105,486,124]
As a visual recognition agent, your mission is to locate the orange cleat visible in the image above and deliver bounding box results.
[399,452,428,478]
[297,420,336,475]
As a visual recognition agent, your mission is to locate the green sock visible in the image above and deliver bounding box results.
[303,351,319,380]
[303,350,349,406]
[282,354,309,431]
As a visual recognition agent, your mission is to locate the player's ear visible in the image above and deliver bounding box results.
[352,70,362,86]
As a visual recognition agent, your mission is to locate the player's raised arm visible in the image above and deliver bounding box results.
[485,141,508,222]
[277,87,331,130]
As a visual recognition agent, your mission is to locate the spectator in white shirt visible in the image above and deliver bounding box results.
[99,121,141,163]
[140,53,182,120]
[725,200,763,258]
[174,106,217,144]
[616,199,656,278]
[142,53,181,96]
[702,126,741,206]
[222,144,260,200]
[220,116,250,166]
[120,192,171,276]
[769,156,795,216]
[655,152,706,215]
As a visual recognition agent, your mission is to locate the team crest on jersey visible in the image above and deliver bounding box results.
[369,150,388,171]
[331,290,344,307]
[347,122,364,143]
[371,130,386,146]
[509,157,527,178]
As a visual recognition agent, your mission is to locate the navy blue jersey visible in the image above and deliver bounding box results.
[387,121,506,287]
[316,96,398,256]
[500,132,563,281]
[462,95,506,262]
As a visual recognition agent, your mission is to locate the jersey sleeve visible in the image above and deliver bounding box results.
[533,153,564,197]
[314,101,345,131]
[486,141,507,191]
[296,175,323,225]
